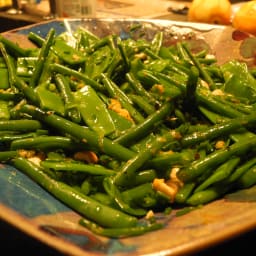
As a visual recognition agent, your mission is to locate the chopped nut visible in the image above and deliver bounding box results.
[153,178,177,203]
[215,140,226,150]
[108,98,134,122]
[145,210,155,220]
[18,149,36,158]
[74,151,98,164]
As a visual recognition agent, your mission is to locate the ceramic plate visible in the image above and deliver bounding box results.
[1,18,256,256]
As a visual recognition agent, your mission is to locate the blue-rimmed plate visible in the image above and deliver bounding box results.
[1,18,256,256]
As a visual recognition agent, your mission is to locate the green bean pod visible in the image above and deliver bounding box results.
[178,136,256,183]
[186,185,229,206]
[20,104,136,161]
[41,160,116,176]
[114,101,172,146]
[79,218,163,238]
[29,28,55,88]
[10,136,79,151]
[54,73,81,123]
[13,157,138,228]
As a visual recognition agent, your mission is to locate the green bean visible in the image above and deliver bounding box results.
[175,182,196,204]
[0,90,22,101]
[41,160,116,176]
[0,42,17,88]
[186,185,229,206]
[90,35,115,52]
[103,177,147,216]
[14,78,39,105]
[235,165,256,189]
[0,42,39,104]
[101,73,145,123]
[0,34,29,57]
[151,31,163,55]
[196,89,245,118]
[13,156,138,228]
[114,102,172,146]
[144,48,161,60]
[222,157,256,184]
[117,37,130,71]
[0,130,48,143]
[126,72,157,104]
[128,94,156,115]
[132,169,157,185]
[177,136,256,183]
[10,136,79,151]
[28,31,45,47]
[121,182,157,207]
[0,150,18,162]
[148,149,195,171]
[50,63,104,92]
[20,104,136,161]
[181,111,256,147]
[184,66,199,107]
[136,69,161,87]
[176,42,191,63]
[0,119,42,132]
[29,28,55,88]
[113,130,177,187]
[194,157,240,192]
[54,73,81,123]
[200,106,256,144]
[182,43,216,90]
[79,218,163,238]
[211,94,252,115]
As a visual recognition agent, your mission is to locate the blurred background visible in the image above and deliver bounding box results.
[0,0,253,32]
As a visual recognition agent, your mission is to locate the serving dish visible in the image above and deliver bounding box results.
[1,18,256,256]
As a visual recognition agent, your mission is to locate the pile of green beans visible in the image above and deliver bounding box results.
[0,24,256,238]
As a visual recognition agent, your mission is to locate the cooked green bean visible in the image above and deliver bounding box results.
[29,28,55,88]
[13,157,138,228]
[20,104,136,161]
[41,160,116,176]
[114,101,172,146]
[177,137,256,183]
[79,217,163,238]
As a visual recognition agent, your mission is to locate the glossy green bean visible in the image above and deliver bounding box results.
[101,73,145,124]
[20,104,136,161]
[182,43,216,90]
[0,119,42,131]
[29,28,55,88]
[10,136,79,151]
[79,217,163,238]
[50,63,104,91]
[103,177,147,216]
[13,157,138,228]
[178,136,256,183]
[194,157,240,192]
[186,185,229,206]
[114,102,172,146]
[114,130,177,187]
[54,73,81,123]
[41,160,116,176]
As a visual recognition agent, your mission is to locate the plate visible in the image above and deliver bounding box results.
[1,18,256,256]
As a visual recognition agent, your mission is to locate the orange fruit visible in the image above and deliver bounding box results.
[232,1,256,36]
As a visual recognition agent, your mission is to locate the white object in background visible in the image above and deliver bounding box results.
[56,0,96,18]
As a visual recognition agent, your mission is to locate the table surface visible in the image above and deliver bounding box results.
[0,1,255,255]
